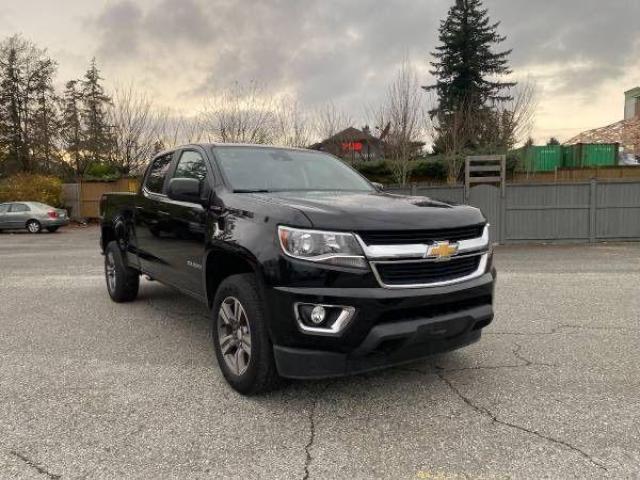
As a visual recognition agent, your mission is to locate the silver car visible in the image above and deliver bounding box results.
[0,202,69,233]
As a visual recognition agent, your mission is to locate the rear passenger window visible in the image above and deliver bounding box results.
[174,150,207,182]
[10,204,29,212]
[145,154,173,194]
[0,204,9,213]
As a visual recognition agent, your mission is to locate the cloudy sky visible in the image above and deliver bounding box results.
[1,0,638,143]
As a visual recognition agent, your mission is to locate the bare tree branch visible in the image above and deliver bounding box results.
[369,60,427,185]
[108,83,160,174]
[312,102,353,141]
[273,96,313,147]
[201,82,276,144]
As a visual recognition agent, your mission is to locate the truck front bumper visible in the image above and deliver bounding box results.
[268,270,496,379]
[273,304,491,379]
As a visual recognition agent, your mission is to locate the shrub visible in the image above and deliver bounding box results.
[84,162,120,180]
[352,160,392,177]
[0,173,63,207]
[411,159,447,181]
[506,153,522,175]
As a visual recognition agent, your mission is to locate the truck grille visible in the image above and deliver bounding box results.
[373,255,482,287]
[358,224,484,245]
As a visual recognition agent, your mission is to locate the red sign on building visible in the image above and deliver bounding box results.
[341,142,363,152]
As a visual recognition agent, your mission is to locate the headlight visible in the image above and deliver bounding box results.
[278,226,367,269]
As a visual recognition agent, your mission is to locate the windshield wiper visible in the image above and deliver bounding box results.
[233,189,272,193]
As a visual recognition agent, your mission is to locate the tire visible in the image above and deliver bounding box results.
[104,241,140,303]
[211,274,281,395]
[46,227,59,233]
[26,220,41,233]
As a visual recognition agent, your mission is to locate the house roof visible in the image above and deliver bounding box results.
[565,117,640,147]
[320,127,379,144]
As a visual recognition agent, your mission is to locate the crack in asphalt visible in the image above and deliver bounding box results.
[8,450,62,479]
[487,323,640,336]
[511,343,558,368]
[486,324,572,336]
[302,384,331,480]
[395,344,557,375]
[302,403,316,480]
[558,324,640,333]
[435,371,608,472]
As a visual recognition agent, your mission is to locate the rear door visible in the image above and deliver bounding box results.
[134,152,175,280]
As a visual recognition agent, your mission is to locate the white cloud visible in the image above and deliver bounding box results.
[1,0,638,143]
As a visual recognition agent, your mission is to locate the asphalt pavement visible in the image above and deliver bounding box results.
[0,227,638,479]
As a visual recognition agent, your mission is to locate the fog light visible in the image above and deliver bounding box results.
[310,306,326,325]
[294,303,356,336]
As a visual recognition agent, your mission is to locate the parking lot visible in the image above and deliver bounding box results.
[0,227,638,479]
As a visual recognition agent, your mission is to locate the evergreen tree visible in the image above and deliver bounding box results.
[425,0,515,150]
[30,56,60,173]
[0,35,58,173]
[547,137,560,145]
[80,58,113,170]
[0,36,31,172]
[60,80,84,175]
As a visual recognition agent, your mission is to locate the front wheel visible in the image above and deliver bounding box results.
[26,220,41,233]
[211,274,281,395]
[104,241,139,303]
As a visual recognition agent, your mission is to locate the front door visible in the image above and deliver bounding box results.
[162,148,211,297]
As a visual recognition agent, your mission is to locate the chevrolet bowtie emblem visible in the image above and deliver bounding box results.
[426,241,458,260]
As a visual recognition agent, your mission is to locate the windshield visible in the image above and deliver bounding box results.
[213,147,374,192]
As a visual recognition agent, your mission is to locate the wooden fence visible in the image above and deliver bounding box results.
[62,178,139,219]
[386,179,640,244]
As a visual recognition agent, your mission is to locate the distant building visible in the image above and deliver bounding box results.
[309,127,384,162]
[566,87,640,157]
[310,126,425,162]
[624,87,640,120]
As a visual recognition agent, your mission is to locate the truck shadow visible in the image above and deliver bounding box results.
[135,280,460,399]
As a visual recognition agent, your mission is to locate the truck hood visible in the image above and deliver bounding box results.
[250,190,485,231]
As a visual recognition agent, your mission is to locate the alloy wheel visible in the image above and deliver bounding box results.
[106,252,117,292]
[27,221,40,233]
[217,296,252,376]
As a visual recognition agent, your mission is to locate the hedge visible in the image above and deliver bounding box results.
[0,173,63,207]
[351,158,448,183]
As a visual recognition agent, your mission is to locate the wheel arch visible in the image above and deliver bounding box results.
[204,247,264,309]
[100,224,116,253]
[101,216,128,253]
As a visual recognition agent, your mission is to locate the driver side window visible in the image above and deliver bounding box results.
[174,150,207,182]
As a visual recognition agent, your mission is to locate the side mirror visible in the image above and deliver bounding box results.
[372,182,384,191]
[167,177,202,203]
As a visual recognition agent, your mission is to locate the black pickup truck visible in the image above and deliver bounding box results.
[100,144,495,394]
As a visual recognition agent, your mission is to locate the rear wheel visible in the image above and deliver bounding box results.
[211,274,281,395]
[104,241,139,303]
[26,220,41,234]
[46,227,59,233]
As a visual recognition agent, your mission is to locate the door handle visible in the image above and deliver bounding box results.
[158,210,170,216]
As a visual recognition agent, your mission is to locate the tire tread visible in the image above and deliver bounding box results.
[105,241,139,303]
[212,273,281,395]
